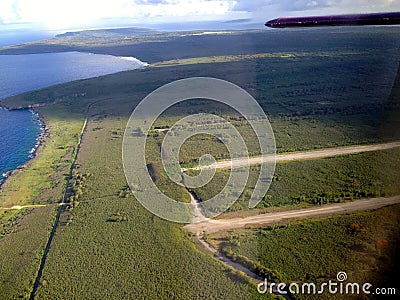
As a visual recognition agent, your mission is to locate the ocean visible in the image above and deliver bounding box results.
[0,108,42,179]
[0,51,147,183]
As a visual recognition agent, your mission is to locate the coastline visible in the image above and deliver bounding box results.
[0,52,147,191]
[0,106,49,188]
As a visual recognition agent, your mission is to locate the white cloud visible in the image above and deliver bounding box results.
[232,0,400,23]
[0,0,138,28]
[139,0,235,18]
[327,0,400,12]
[0,0,237,29]
[0,0,19,23]
[233,0,400,14]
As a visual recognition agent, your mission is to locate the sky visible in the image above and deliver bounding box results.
[0,0,400,31]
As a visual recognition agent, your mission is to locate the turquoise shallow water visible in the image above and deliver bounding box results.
[0,51,147,183]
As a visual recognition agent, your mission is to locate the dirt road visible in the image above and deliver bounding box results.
[185,141,400,170]
[30,100,97,300]
[188,190,210,223]
[184,195,400,234]
[0,204,47,210]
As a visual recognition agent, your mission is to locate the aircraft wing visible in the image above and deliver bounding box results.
[266,12,400,28]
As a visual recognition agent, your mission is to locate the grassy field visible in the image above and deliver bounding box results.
[0,73,272,299]
[208,204,400,299]
[32,116,273,299]
[1,27,399,64]
[189,147,400,212]
[0,27,399,299]
[0,101,87,299]
[0,103,85,208]
[0,205,56,299]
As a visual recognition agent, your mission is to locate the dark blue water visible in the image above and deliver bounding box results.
[0,51,147,183]
[0,108,42,179]
[0,52,147,99]
[0,31,56,48]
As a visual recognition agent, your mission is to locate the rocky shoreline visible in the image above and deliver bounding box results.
[0,108,49,188]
